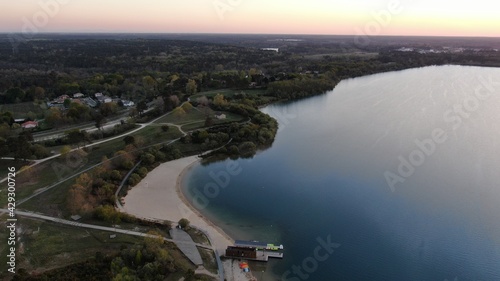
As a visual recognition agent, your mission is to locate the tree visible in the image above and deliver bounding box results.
[26,111,36,121]
[178,218,190,229]
[100,102,119,117]
[94,113,106,131]
[4,87,25,103]
[123,135,135,146]
[142,75,157,92]
[169,95,180,107]
[137,100,148,116]
[45,107,64,127]
[213,93,227,107]
[34,86,46,100]
[172,107,186,117]
[60,145,72,156]
[185,79,197,95]
[66,129,85,147]
[63,98,72,108]
[95,205,121,223]
[32,144,50,159]
[204,116,214,127]
[181,102,193,112]
[196,96,209,107]
[144,230,164,252]
[113,150,135,169]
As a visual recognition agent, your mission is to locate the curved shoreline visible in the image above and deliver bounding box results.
[122,155,234,254]
[175,158,236,246]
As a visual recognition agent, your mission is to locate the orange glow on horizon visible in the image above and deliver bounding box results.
[0,0,499,37]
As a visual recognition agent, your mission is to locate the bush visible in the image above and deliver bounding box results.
[178,218,190,229]
[137,167,148,178]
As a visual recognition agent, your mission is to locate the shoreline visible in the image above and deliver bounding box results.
[122,155,234,254]
[175,158,236,247]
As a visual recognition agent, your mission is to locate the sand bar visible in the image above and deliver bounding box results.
[123,155,234,254]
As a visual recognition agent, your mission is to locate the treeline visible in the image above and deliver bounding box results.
[266,77,338,100]
[182,95,278,159]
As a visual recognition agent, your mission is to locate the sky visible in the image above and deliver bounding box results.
[0,0,499,37]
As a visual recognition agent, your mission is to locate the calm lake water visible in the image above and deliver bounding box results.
[183,65,500,280]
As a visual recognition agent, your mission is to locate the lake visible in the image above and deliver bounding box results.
[182,65,500,280]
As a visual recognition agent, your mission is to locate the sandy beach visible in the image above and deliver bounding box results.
[123,155,234,255]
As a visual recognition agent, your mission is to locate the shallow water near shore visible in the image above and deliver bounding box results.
[183,65,500,280]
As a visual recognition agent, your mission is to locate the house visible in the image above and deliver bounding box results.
[21,121,38,129]
[55,94,70,104]
[103,97,113,103]
[83,97,97,108]
[215,112,226,120]
[225,246,257,259]
[73,93,84,98]
[70,215,82,221]
[71,99,83,105]
[122,100,135,107]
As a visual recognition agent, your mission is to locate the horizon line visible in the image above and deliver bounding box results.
[1,31,500,39]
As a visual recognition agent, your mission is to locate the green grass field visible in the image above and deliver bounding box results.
[156,107,245,130]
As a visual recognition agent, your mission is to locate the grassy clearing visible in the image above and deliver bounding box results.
[180,111,245,132]
[186,228,211,246]
[2,218,142,272]
[156,107,245,130]
[198,247,218,275]
[155,108,208,125]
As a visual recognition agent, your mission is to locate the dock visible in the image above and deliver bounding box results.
[255,250,284,261]
[224,240,284,262]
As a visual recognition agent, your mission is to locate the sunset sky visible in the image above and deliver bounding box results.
[1,0,499,37]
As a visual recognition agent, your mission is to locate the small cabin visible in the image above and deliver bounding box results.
[215,112,226,120]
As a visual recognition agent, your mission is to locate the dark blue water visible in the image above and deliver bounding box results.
[183,66,500,280]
